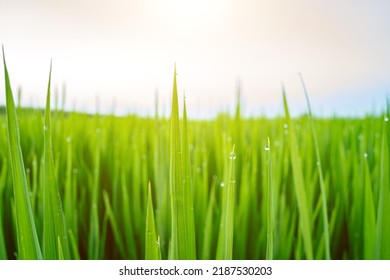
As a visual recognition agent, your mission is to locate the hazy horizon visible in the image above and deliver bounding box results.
[1,0,389,118]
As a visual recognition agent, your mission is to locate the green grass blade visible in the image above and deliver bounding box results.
[145,182,161,260]
[282,87,313,259]
[181,97,197,259]
[217,145,236,260]
[42,61,70,259]
[2,47,42,260]
[201,179,217,260]
[299,74,331,259]
[169,65,196,259]
[266,137,274,260]
[0,160,7,259]
[103,190,126,258]
[375,119,390,258]
[363,155,375,259]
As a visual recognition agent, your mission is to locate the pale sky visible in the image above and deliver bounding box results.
[1,0,389,118]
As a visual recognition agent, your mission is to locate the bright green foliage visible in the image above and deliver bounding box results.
[375,119,390,259]
[283,87,313,259]
[2,47,42,260]
[145,182,161,260]
[300,74,330,259]
[266,137,274,260]
[169,65,196,259]
[1,58,389,260]
[42,61,70,259]
[217,145,236,260]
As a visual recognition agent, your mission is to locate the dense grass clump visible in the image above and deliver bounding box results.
[1,54,389,260]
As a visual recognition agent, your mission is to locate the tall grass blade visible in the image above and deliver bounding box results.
[299,73,331,259]
[266,137,274,260]
[375,119,390,258]
[217,145,236,260]
[145,182,161,260]
[2,47,42,260]
[0,160,8,259]
[169,65,196,259]
[42,61,70,259]
[363,155,375,259]
[282,86,313,259]
[181,97,197,259]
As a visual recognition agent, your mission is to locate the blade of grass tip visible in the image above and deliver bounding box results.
[181,96,197,259]
[265,137,274,260]
[169,64,194,259]
[2,46,42,260]
[217,145,236,260]
[145,182,161,260]
[282,85,313,259]
[43,60,70,259]
[299,73,331,259]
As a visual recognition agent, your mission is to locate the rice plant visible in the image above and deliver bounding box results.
[1,52,389,260]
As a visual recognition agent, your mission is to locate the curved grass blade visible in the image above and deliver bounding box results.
[282,86,313,259]
[299,73,330,259]
[145,182,161,260]
[2,47,42,260]
[216,145,236,260]
[43,61,70,259]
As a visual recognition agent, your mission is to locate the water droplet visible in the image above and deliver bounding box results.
[156,236,160,246]
[73,168,78,174]
[43,125,48,131]
[26,168,30,174]
[264,145,270,151]
[364,153,368,158]
[385,116,389,122]
[220,182,225,187]
[358,134,363,141]
[283,123,288,129]
[227,136,232,142]
[66,137,71,143]
[229,152,237,160]
[274,140,280,146]
[231,179,236,184]
[284,129,289,135]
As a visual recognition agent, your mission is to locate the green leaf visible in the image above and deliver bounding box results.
[42,61,70,259]
[217,145,236,260]
[2,46,42,260]
[282,87,313,259]
[299,74,330,259]
[145,182,161,260]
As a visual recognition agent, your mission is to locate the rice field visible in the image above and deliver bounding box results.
[1,51,389,260]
